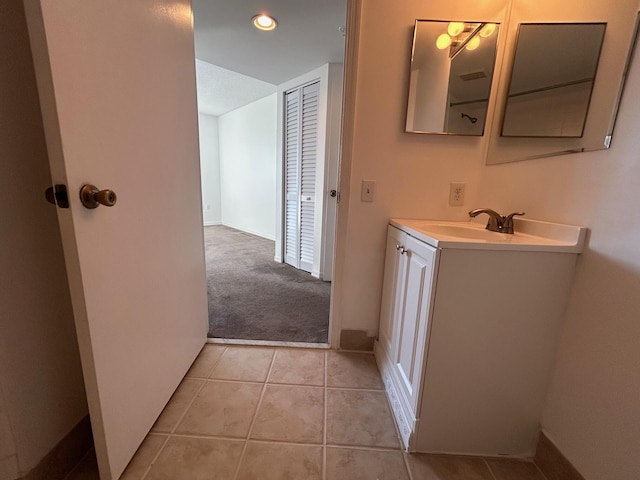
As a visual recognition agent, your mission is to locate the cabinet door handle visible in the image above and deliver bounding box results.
[396,244,409,254]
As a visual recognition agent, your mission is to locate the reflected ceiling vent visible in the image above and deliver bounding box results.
[459,70,487,81]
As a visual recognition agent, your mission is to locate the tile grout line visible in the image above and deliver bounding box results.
[139,436,171,480]
[325,385,386,392]
[375,352,412,478]
[231,349,278,480]
[379,382,404,451]
[167,379,212,435]
[204,345,229,379]
[203,377,324,388]
[533,459,551,480]
[159,432,249,442]
[402,450,415,480]
[227,438,322,447]
[141,346,228,480]
[324,443,404,452]
[323,350,328,480]
[184,345,229,381]
[202,377,264,385]
[483,458,500,480]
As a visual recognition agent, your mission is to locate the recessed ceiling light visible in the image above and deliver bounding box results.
[252,14,277,31]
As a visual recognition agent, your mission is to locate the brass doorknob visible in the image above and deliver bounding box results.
[80,184,117,209]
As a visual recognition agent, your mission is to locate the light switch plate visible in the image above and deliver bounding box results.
[361,180,375,202]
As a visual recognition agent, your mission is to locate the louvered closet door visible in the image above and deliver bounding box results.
[284,88,300,268]
[284,81,319,273]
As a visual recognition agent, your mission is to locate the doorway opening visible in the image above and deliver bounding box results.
[192,0,347,345]
[203,226,331,342]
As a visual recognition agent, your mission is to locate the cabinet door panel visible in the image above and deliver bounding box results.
[394,236,437,410]
[378,227,406,353]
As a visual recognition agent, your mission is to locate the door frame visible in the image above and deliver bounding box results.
[328,0,361,349]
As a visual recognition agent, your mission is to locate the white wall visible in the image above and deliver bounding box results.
[198,113,221,226]
[218,94,277,240]
[335,1,639,478]
[0,1,88,477]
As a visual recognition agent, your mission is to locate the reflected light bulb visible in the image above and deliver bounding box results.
[436,33,452,49]
[448,22,465,37]
[480,23,496,38]
[466,36,481,50]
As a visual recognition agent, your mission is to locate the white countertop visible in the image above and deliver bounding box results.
[390,218,587,253]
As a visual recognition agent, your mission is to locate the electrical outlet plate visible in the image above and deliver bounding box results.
[449,182,465,206]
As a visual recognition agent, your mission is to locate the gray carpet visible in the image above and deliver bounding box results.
[204,225,330,343]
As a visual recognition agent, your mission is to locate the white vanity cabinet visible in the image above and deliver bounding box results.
[377,226,439,447]
[375,219,586,457]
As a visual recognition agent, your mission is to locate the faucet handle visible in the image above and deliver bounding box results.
[501,212,525,234]
[504,212,525,220]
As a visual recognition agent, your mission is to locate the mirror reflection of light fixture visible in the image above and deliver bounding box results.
[480,23,496,37]
[435,22,498,56]
[436,33,453,49]
[252,14,278,31]
[466,36,481,50]
[448,22,465,37]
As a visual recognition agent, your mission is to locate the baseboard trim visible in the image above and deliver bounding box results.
[220,222,276,241]
[534,431,585,480]
[203,221,222,226]
[20,415,92,480]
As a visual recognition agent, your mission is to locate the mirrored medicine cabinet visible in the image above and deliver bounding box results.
[406,20,501,135]
[405,0,640,165]
[502,23,606,138]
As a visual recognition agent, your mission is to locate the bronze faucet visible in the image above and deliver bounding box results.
[468,209,525,234]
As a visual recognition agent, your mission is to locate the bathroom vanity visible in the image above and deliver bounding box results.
[374,218,587,456]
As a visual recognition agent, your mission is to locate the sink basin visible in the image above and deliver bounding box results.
[390,218,587,253]
[417,223,510,241]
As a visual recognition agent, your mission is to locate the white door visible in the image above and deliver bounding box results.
[23,2,208,479]
[284,81,320,273]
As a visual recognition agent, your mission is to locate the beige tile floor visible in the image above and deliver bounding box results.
[66,345,549,480]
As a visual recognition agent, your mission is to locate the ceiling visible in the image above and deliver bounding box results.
[192,0,346,116]
[195,60,276,116]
